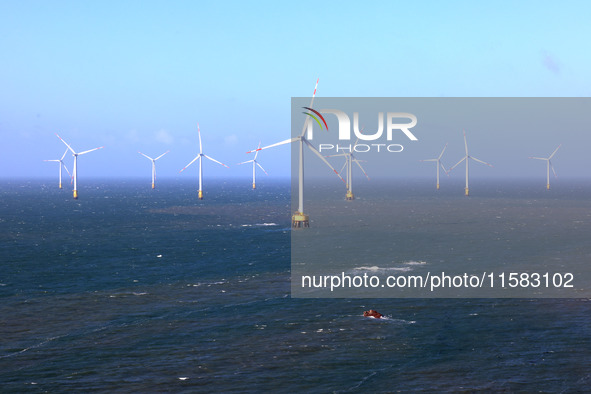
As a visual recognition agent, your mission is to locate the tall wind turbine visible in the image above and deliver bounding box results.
[180,124,229,199]
[246,79,344,227]
[56,134,104,199]
[420,143,448,190]
[326,139,369,200]
[529,144,561,190]
[44,148,72,189]
[238,141,267,189]
[448,131,492,196]
[138,150,169,189]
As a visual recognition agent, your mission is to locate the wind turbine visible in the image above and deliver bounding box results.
[56,134,104,199]
[180,124,229,199]
[326,139,369,200]
[529,144,561,190]
[448,131,492,196]
[420,143,448,190]
[138,150,169,189]
[238,141,268,189]
[246,78,344,227]
[44,148,72,189]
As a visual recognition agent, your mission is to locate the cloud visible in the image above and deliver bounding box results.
[541,51,560,74]
[154,129,174,145]
[224,134,239,145]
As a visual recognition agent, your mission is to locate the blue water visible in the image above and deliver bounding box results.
[1,179,590,392]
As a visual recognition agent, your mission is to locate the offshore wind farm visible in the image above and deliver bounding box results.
[3,2,591,392]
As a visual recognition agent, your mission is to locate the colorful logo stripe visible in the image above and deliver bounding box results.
[302,107,328,130]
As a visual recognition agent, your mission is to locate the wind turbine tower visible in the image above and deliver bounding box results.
[56,134,104,199]
[138,150,169,189]
[529,144,561,189]
[246,79,345,227]
[448,131,492,196]
[44,148,71,189]
[180,124,229,199]
[238,142,268,189]
[420,143,448,190]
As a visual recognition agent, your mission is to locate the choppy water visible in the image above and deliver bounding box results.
[1,179,590,392]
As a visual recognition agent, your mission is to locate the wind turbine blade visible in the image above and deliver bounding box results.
[303,139,345,183]
[154,150,170,161]
[299,78,320,138]
[253,141,261,160]
[549,144,561,159]
[44,159,60,162]
[62,163,72,177]
[353,159,370,180]
[463,131,469,155]
[180,155,200,173]
[324,153,349,158]
[420,158,437,162]
[529,157,547,160]
[203,154,229,168]
[449,156,466,171]
[550,161,557,177]
[138,151,153,160]
[198,124,203,154]
[56,133,76,154]
[247,138,297,153]
[78,146,104,155]
[470,156,493,167]
[339,160,347,175]
[237,159,254,165]
[60,148,69,161]
[256,161,268,175]
[440,162,450,176]
[438,143,448,160]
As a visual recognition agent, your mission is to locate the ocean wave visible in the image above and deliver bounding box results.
[353,266,413,272]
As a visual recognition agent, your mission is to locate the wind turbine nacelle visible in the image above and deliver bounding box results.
[306,110,418,142]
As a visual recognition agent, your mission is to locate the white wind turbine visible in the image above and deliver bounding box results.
[448,131,492,196]
[326,139,369,200]
[138,150,169,189]
[238,141,268,189]
[180,124,229,199]
[44,148,72,189]
[56,134,104,199]
[246,78,344,227]
[529,144,561,190]
[420,143,448,190]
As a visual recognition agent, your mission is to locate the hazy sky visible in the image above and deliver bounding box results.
[1,1,590,182]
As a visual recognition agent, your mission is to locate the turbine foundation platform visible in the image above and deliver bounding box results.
[73,190,78,199]
[547,183,550,190]
[346,190,354,200]
[436,183,440,190]
[292,211,309,228]
[465,187,469,196]
[252,183,256,189]
[198,190,203,199]
[152,183,155,189]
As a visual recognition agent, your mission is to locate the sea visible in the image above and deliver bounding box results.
[1,178,590,392]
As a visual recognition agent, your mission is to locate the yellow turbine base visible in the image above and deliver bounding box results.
[547,184,550,190]
[152,183,155,189]
[465,187,469,196]
[73,190,78,199]
[59,183,62,189]
[292,211,310,228]
[346,190,354,200]
[436,183,440,190]
[252,183,256,189]
[198,190,203,200]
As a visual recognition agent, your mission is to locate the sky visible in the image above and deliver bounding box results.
[1,1,590,183]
